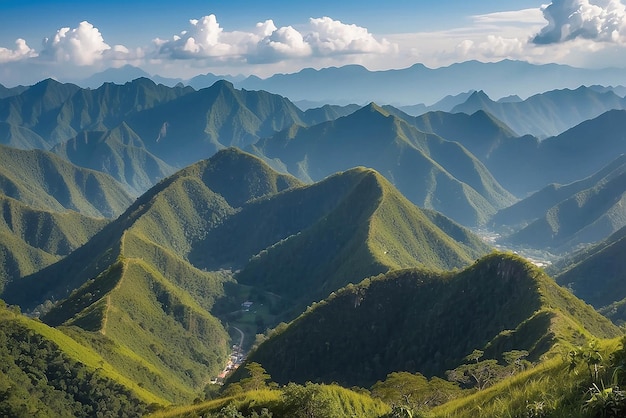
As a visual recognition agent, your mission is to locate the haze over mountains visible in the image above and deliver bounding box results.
[2,60,626,417]
[55,60,626,107]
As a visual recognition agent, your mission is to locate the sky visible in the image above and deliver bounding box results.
[2,0,626,86]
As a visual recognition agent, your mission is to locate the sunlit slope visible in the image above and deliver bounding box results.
[232,167,491,318]
[0,300,164,416]
[2,148,303,402]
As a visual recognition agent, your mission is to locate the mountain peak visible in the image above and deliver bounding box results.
[181,147,303,207]
[353,102,390,118]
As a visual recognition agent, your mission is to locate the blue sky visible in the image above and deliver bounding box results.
[1,0,626,85]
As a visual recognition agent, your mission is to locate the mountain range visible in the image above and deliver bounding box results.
[492,155,626,252]
[451,87,626,138]
[249,103,515,226]
[1,148,491,404]
[3,67,626,416]
[66,60,626,108]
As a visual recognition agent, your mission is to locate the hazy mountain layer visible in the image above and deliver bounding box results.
[250,103,515,226]
[452,87,626,138]
[0,78,192,149]
[492,155,626,251]
[0,145,133,218]
[552,226,626,322]
[52,124,176,195]
[475,110,626,196]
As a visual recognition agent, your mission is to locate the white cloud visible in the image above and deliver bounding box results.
[533,0,626,44]
[0,39,37,63]
[155,14,396,64]
[41,21,114,65]
[155,14,253,60]
[306,17,396,55]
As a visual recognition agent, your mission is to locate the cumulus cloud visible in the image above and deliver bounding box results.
[0,39,37,63]
[306,17,395,55]
[40,21,114,65]
[154,15,244,59]
[155,14,395,63]
[533,0,626,44]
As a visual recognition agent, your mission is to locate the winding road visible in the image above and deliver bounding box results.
[232,326,244,352]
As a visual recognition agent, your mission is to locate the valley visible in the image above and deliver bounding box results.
[1,61,626,417]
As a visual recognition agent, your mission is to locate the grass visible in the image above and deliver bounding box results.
[0,304,167,406]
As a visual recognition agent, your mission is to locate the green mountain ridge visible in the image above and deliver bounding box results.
[0,301,160,416]
[226,167,491,318]
[492,154,626,229]
[1,148,306,402]
[242,253,619,388]
[2,148,492,404]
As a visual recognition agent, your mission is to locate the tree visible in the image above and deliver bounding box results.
[239,362,272,391]
[371,371,462,413]
[281,383,335,418]
[447,359,505,390]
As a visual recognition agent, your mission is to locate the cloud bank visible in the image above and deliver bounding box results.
[154,14,396,64]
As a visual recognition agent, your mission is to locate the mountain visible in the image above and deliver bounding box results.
[243,252,619,388]
[390,91,477,117]
[249,103,515,226]
[2,148,492,401]
[0,145,133,218]
[1,148,304,402]
[216,166,491,318]
[0,79,81,147]
[0,77,193,149]
[302,104,361,125]
[236,60,626,107]
[0,83,28,99]
[51,123,176,195]
[503,156,626,252]
[451,86,626,138]
[0,302,160,415]
[410,109,518,162]
[468,109,626,197]
[78,64,153,88]
[551,226,626,323]
[492,154,626,229]
[0,121,48,149]
[125,80,309,168]
[0,194,107,292]
[186,73,244,90]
